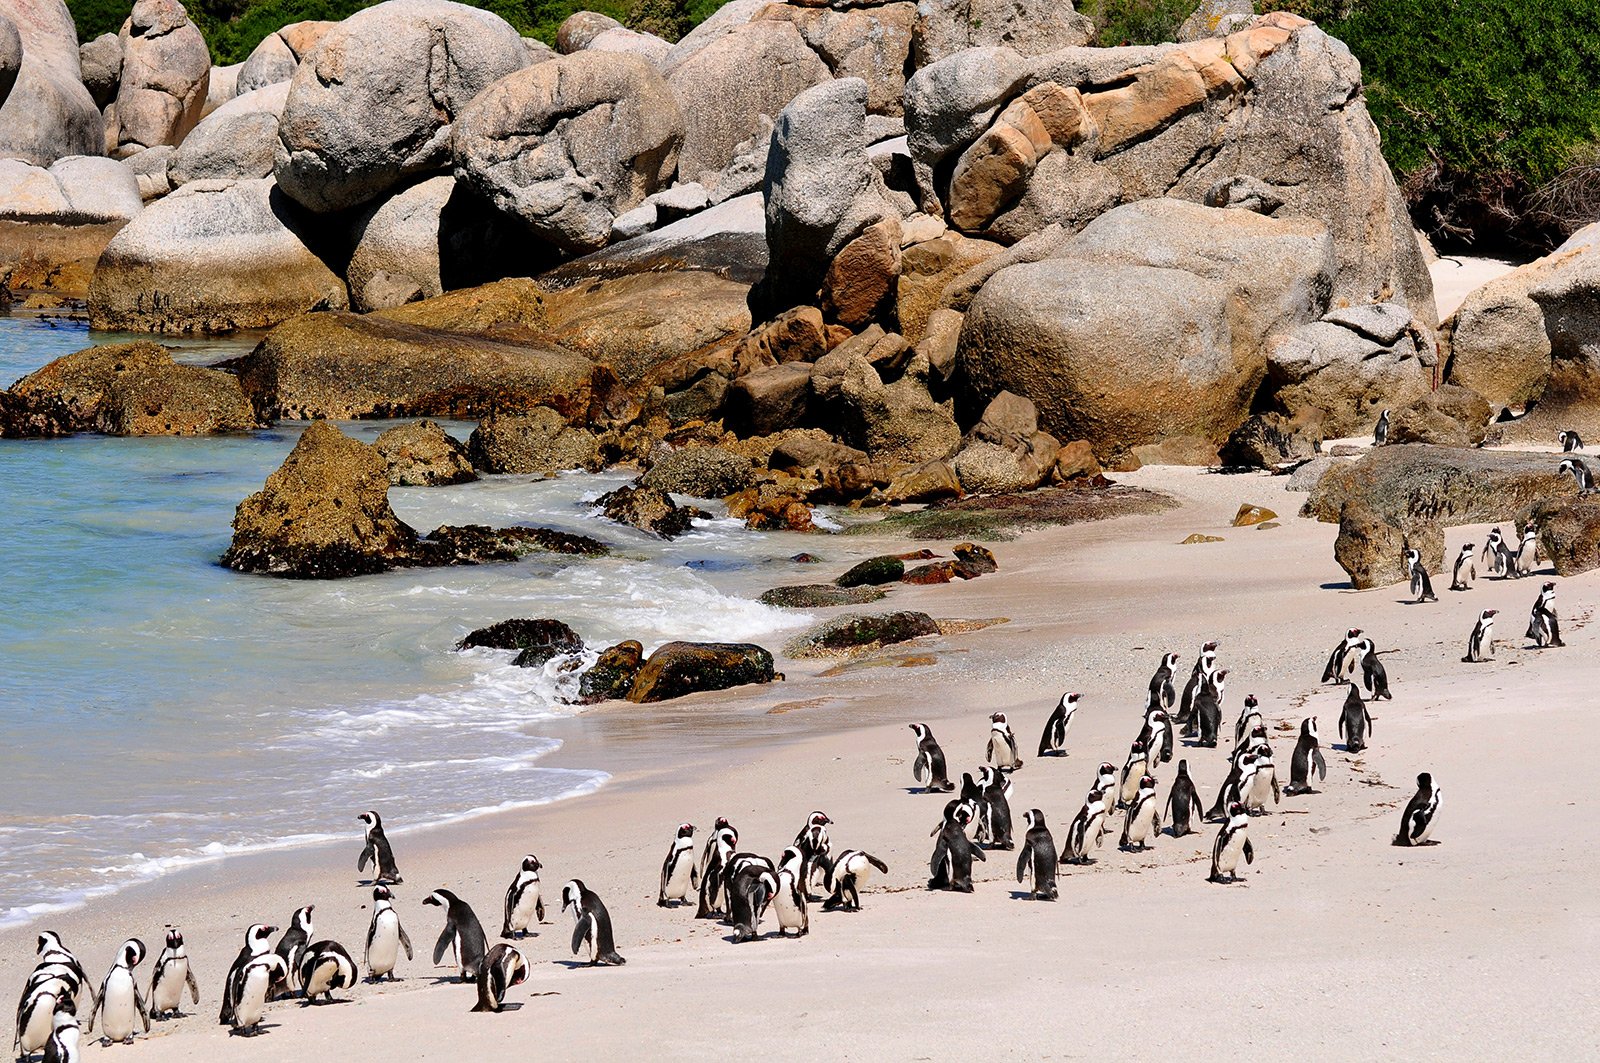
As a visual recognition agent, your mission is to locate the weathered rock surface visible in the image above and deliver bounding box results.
[509,620,585,667]
[373,419,478,486]
[464,407,601,474]
[169,82,287,186]
[79,31,120,107]
[757,583,888,608]
[1492,252,1600,443]
[0,0,102,164]
[577,639,643,702]
[836,555,905,587]
[237,20,334,93]
[1442,255,1561,411]
[1524,495,1600,577]
[1218,412,1319,468]
[594,482,695,538]
[112,0,210,156]
[725,482,815,531]
[1387,384,1492,448]
[275,0,528,213]
[0,156,142,222]
[89,179,348,333]
[785,609,939,658]
[1265,306,1433,438]
[912,0,1091,69]
[374,276,548,334]
[625,641,777,702]
[640,446,754,497]
[457,617,580,653]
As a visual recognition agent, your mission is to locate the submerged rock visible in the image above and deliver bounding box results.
[419,523,608,564]
[784,609,939,658]
[577,639,643,702]
[511,621,585,668]
[594,483,695,538]
[457,617,581,654]
[757,583,888,608]
[640,446,755,498]
[625,641,777,702]
[373,419,477,486]
[836,555,905,587]
[466,408,601,475]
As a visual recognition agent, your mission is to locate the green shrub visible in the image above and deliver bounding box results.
[1079,0,1196,45]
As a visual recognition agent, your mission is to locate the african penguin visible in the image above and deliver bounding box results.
[1193,669,1228,748]
[1321,629,1363,684]
[987,712,1024,771]
[1118,740,1151,808]
[1242,747,1281,814]
[1406,548,1437,603]
[422,889,488,982]
[1560,457,1594,495]
[1177,641,1219,728]
[823,850,889,912]
[89,939,149,1046]
[1208,802,1255,883]
[562,880,625,965]
[1450,543,1477,591]
[356,810,402,885]
[218,923,275,1026]
[472,944,527,1013]
[296,941,357,1005]
[272,904,314,998]
[1149,652,1179,712]
[1015,809,1059,900]
[1234,693,1262,748]
[1482,527,1506,576]
[1506,528,1539,578]
[1393,772,1442,847]
[364,884,413,982]
[1206,751,1253,822]
[1359,639,1392,701]
[147,928,199,1020]
[979,766,1015,849]
[1164,760,1205,837]
[1060,789,1109,866]
[1463,608,1497,663]
[42,1003,79,1063]
[1139,705,1173,764]
[1560,429,1584,452]
[1338,683,1373,753]
[928,798,985,890]
[1374,409,1390,446]
[1526,580,1564,647]
[227,954,285,1037]
[1286,718,1327,795]
[727,864,778,943]
[696,823,738,919]
[17,978,74,1060]
[773,847,809,937]
[1094,763,1118,818]
[908,723,955,792]
[793,811,833,899]
[1120,776,1161,851]
[1037,692,1081,757]
[503,854,547,935]
[657,826,699,908]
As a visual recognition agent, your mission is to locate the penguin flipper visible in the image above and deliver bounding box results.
[570,918,588,958]
[1313,748,1327,781]
[187,966,200,1005]
[1243,837,1254,865]
[1015,847,1029,883]
[399,923,413,961]
[357,843,374,874]
[970,844,986,863]
[912,751,929,783]
[432,928,453,966]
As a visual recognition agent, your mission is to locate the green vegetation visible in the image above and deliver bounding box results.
[1077,0,1195,47]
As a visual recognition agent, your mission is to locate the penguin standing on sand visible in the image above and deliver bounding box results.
[1286,718,1327,795]
[44,1004,80,1063]
[967,768,1014,849]
[1527,581,1564,647]
[228,954,286,1037]
[218,924,275,1026]
[89,939,149,1046]
[422,889,488,982]
[1450,543,1477,591]
[1243,747,1281,814]
[364,885,412,981]
[1178,641,1219,731]
[272,905,314,998]
[1060,790,1110,865]
[1338,683,1373,753]
[1094,762,1118,817]
[726,865,777,943]
[909,724,955,792]
[823,850,890,912]
[357,810,402,885]
[472,944,527,1013]
[147,928,199,1020]
[1374,409,1390,446]
[1164,760,1205,837]
[1015,810,1059,900]
[1206,750,1254,822]
[1506,527,1540,578]
[1117,740,1151,808]
[1322,629,1363,684]
[1149,652,1179,712]
[1464,609,1498,663]
[1233,694,1262,747]
[1482,528,1508,577]
[296,941,357,1005]
[929,799,985,891]
[1360,639,1392,700]
[1193,669,1228,748]
[773,848,809,937]
[1209,802,1255,883]
[1139,705,1173,764]
[1406,548,1437,603]
[1560,457,1595,495]
[18,979,75,1060]
[1120,776,1161,851]
[1037,692,1080,757]
[28,932,94,1017]
[657,826,698,908]
[987,712,1023,771]
[503,854,546,935]
[793,811,833,899]
[1561,429,1585,452]
[696,822,738,919]
[562,881,626,965]
[1393,772,1442,847]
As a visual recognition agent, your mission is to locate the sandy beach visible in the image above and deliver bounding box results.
[5,464,1596,1060]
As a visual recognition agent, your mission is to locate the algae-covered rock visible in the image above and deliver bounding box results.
[626,641,777,702]
[784,609,939,658]
[836,555,905,587]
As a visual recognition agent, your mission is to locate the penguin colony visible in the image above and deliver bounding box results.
[8,540,1568,1054]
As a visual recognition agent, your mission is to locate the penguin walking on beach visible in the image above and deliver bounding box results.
[793,811,833,899]
[1359,640,1392,700]
[1464,609,1498,663]
[1120,776,1161,851]
[147,928,199,1020]
[1286,718,1328,795]
[987,712,1023,771]
[1193,669,1228,748]
[1406,548,1437,603]
[423,889,489,982]
[296,941,357,1005]
[908,724,956,792]
[696,822,738,919]
[1561,429,1585,452]
[1208,802,1254,883]
[1015,810,1059,899]
[1206,750,1254,822]
[1094,762,1118,818]
[272,905,314,998]
[1338,683,1373,753]
[1140,705,1173,764]
[1321,629,1363,684]
[657,826,699,908]
[1037,692,1080,757]
[1242,747,1281,814]
[364,885,412,982]
[563,880,626,965]
[1482,528,1508,577]
[823,850,889,912]
[1177,641,1219,731]
[17,978,76,1060]
[1393,773,1442,847]
[1117,740,1152,809]
[357,810,402,885]
[1233,694,1262,748]
[227,954,285,1037]
[1450,543,1477,591]
[1374,409,1390,446]
[773,848,809,937]
[966,768,1014,849]
[726,860,778,943]
[929,799,985,890]
[42,1003,79,1063]
[1149,652,1179,713]
[503,854,546,935]
[1527,581,1564,647]
[1060,790,1110,865]
[22,932,94,1022]
[88,939,149,1046]
[472,944,527,1013]
[1164,760,1205,837]
[218,923,275,1026]
[1560,457,1595,495]
[1505,527,1539,578]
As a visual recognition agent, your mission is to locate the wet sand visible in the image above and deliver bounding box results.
[6,465,1596,1060]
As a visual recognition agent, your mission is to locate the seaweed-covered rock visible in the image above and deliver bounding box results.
[1218,413,1319,468]
[836,555,905,586]
[626,641,777,702]
[419,523,608,563]
[640,445,755,498]
[457,617,582,654]
[594,483,694,538]
[952,542,998,574]
[757,583,888,608]
[784,609,939,657]
[466,408,601,475]
[577,640,643,702]
[725,483,814,531]
[373,419,478,486]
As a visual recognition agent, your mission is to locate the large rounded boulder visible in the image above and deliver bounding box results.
[169,82,287,186]
[0,0,101,164]
[452,51,683,255]
[274,0,528,213]
[112,0,210,156]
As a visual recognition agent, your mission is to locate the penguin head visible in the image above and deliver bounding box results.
[1417,772,1433,788]
[1098,762,1115,776]
[422,890,451,908]
[1064,692,1081,707]
[989,712,1006,725]
[292,905,315,931]
[1543,581,1557,592]
[35,932,63,956]
[372,885,392,903]
[121,939,145,968]
[713,816,733,833]
[358,810,380,829]
[560,881,584,913]
[523,854,544,872]
[1244,694,1258,709]
[247,924,276,949]
[779,846,804,875]
[1484,609,1498,618]
[1227,801,1246,819]
[808,811,831,828]
[1176,759,1190,776]
[1023,809,1042,830]
[164,928,183,950]
[1138,775,1155,791]
[909,723,926,739]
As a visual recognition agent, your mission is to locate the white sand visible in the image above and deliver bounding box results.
[1429,256,1520,319]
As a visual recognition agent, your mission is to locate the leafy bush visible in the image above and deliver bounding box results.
[1078,0,1195,45]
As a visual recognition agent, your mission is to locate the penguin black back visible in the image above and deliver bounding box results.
[423,889,488,981]
[1164,759,1204,836]
[1337,684,1372,753]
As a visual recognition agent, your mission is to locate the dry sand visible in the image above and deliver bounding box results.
[1429,256,1520,319]
[6,466,1598,1060]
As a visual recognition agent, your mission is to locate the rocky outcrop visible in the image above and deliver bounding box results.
[837,352,960,464]
[912,0,1090,69]
[0,0,102,164]
[757,3,914,118]
[79,31,120,107]
[466,408,601,475]
[836,555,904,587]
[457,617,581,654]
[953,390,1060,492]
[1524,496,1600,577]
[88,179,348,334]
[1265,303,1433,438]
[452,51,683,254]
[168,83,286,186]
[640,446,755,497]
[374,276,549,334]
[1492,252,1600,444]
[1386,384,1492,447]
[0,156,142,222]
[112,0,210,156]
[236,311,614,421]
[757,583,887,608]
[785,610,939,658]
[594,482,695,537]
[725,482,815,531]
[625,641,777,702]
[237,20,333,93]
[576,639,643,702]
[373,419,478,486]
[274,0,528,213]
[1218,413,1319,468]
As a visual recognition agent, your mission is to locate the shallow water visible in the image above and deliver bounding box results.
[0,316,827,926]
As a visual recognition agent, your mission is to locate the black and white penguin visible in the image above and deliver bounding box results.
[42,1002,79,1063]
[1193,669,1228,748]
[1094,762,1118,818]
[1233,693,1262,748]
[696,822,738,919]
[1037,692,1081,757]
[356,810,402,885]
[823,850,890,912]
[296,941,357,1005]
[1208,802,1255,883]
[1206,750,1253,822]
[272,904,314,998]
[1321,629,1363,684]
[1117,740,1151,808]
[472,944,527,1013]
[89,939,148,1046]
[908,723,955,792]
[793,810,833,899]
[978,766,1015,849]
[562,880,626,965]
[1374,409,1390,446]
[1559,457,1595,495]
[1164,760,1205,837]
[1393,772,1442,847]
[502,854,546,935]
[1502,525,1539,578]
[1526,580,1564,647]
[657,826,698,908]
[1139,705,1173,764]
[17,978,76,1060]
[727,863,777,943]
[1406,548,1437,603]
[1338,682,1373,753]
[422,889,489,982]
[773,847,809,937]
[227,954,285,1037]
[218,923,275,1026]
[1286,718,1327,795]
[1060,789,1110,865]
[147,928,199,1020]
[1120,776,1161,851]
[22,932,94,1023]
[1560,429,1585,453]
[928,799,985,890]
[364,884,412,982]
[1463,608,1498,663]
[987,712,1023,771]
[1450,543,1477,591]
[1177,641,1219,728]
[1242,746,1281,814]
[1359,639,1392,700]
[1148,652,1179,713]
[1014,809,1059,900]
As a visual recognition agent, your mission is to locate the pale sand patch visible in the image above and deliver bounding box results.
[1429,255,1520,319]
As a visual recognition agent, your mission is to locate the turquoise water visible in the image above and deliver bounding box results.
[0,316,817,925]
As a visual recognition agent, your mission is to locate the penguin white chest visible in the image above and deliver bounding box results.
[21,990,58,1052]
[368,913,400,974]
[152,958,186,1012]
[1246,765,1277,810]
[511,879,543,928]
[1126,801,1156,843]
[773,879,805,929]
[234,971,271,1028]
[100,970,138,1040]
[663,857,693,901]
[1217,830,1247,874]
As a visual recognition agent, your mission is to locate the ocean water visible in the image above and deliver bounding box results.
[0,315,821,927]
